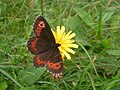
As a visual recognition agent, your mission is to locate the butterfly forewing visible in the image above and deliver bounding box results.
[27,36,51,55]
[33,16,55,43]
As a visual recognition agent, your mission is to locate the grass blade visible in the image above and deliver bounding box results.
[0,68,23,88]
[97,4,103,39]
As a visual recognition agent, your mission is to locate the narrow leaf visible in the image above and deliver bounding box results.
[74,7,94,27]
[0,68,23,88]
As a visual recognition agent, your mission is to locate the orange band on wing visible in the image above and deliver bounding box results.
[30,38,38,52]
[47,61,61,70]
[35,56,46,65]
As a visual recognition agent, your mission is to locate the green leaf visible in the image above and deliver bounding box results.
[75,28,92,47]
[65,15,92,46]
[0,68,23,88]
[0,81,8,90]
[66,16,80,30]
[102,7,115,23]
[18,65,46,86]
[74,7,94,27]
[106,50,120,56]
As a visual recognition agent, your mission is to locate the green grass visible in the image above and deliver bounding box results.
[0,0,120,90]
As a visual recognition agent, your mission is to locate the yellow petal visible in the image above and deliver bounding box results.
[61,26,65,32]
[61,43,78,48]
[63,50,71,59]
[56,26,60,38]
[64,48,75,54]
[63,31,72,40]
[68,33,76,39]
[58,26,65,42]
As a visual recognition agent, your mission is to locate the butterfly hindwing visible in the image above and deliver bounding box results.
[46,47,63,75]
[33,47,55,67]
[34,55,46,67]
[33,46,63,76]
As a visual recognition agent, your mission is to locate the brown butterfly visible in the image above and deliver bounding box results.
[27,16,63,78]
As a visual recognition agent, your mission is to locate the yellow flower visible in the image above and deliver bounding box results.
[52,26,79,60]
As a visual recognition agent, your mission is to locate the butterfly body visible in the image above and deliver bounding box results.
[27,16,63,77]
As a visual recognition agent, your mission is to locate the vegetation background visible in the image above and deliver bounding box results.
[0,0,120,90]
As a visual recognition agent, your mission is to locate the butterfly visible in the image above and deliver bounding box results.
[27,16,63,78]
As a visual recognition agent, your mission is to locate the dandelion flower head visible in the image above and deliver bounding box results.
[52,26,79,60]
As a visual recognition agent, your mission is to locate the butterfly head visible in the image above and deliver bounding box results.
[56,43,61,47]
